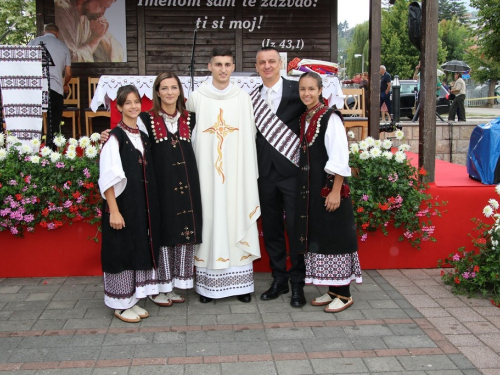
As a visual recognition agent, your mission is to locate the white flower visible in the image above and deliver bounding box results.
[65,149,76,160]
[496,184,500,196]
[483,205,494,218]
[359,151,370,160]
[383,151,393,160]
[359,140,369,150]
[7,135,19,145]
[50,152,61,162]
[399,143,411,152]
[370,147,382,158]
[394,151,407,163]
[30,155,40,164]
[53,135,66,148]
[489,199,499,210]
[365,136,375,147]
[395,130,404,140]
[68,138,78,146]
[373,139,382,148]
[67,144,76,152]
[85,145,98,159]
[90,133,101,142]
[350,143,359,154]
[30,138,41,149]
[40,146,52,157]
[79,136,91,149]
[20,144,33,154]
[0,148,7,161]
[381,139,392,150]
[0,133,4,147]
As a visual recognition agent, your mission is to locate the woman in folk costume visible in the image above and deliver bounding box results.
[138,72,202,305]
[296,72,362,313]
[99,85,161,323]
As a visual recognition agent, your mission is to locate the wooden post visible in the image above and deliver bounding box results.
[368,0,381,138]
[418,0,438,182]
[331,0,338,64]
[137,5,146,75]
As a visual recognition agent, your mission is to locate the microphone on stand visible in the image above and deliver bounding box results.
[189,28,198,94]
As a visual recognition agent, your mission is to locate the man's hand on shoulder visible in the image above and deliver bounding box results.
[100,129,111,145]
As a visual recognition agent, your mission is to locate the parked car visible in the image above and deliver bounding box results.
[394,79,450,119]
[343,79,450,119]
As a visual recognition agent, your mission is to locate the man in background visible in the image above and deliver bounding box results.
[28,24,72,149]
[448,72,466,122]
[380,65,392,120]
[55,0,124,62]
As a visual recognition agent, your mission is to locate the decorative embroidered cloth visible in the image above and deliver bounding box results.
[90,75,344,112]
[0,46,44,142]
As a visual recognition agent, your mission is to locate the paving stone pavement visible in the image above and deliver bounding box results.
[0,270,498,374]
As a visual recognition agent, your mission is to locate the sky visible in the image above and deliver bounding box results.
[338,0,369,28]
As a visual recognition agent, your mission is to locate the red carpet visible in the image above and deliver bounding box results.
[406,152,491,187]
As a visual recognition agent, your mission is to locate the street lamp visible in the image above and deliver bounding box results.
[354,54,364,73]
[392,75,401,123]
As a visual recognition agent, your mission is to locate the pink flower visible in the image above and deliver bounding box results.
[10,227,18,235]
[404,231,413,238]
[47,222,55,230]
[462,272,470,279]
[361,233,368,241]
[26,227,34,232]
[8,180,17,186]
[23,214,34,223]
[56,162,65,169]
[452,253,461,261]
[63,200,73,208]
[470,272,476,278]
[83,168,91,179]
[362,194,369,201]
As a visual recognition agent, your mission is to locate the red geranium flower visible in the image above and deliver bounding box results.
[357,207,364,213]
[454,276,460,284]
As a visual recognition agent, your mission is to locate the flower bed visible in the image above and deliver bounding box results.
[440,186,500,307]
[0,133,101,238]
[348,130,446,248]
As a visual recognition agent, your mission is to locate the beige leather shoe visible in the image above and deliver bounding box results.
[131,304,149,318]
[114,308,141,323]
[311,293,333,306]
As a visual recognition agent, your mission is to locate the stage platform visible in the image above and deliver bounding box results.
[1,154,496,277]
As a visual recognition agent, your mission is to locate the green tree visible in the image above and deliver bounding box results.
[0,0,36,45]
[380,0,447,80]
[346,22,369,78]
[438,16,472,62]
[469,0,500,107]
[439,0,468,24]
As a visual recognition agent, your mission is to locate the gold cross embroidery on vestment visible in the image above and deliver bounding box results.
[203,108,239,184]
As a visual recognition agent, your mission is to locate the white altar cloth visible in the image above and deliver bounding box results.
[90,75,343,112]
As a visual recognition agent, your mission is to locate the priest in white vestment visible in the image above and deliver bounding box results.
[186,47,261,303]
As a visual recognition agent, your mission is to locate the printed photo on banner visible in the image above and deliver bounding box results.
[55,0,127,63]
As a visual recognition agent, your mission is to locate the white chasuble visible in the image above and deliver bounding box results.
[187,81,261,270]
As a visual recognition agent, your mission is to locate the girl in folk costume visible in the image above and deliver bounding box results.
[296,72,362,313]
[99,85,161,323]
[138,72,202,304]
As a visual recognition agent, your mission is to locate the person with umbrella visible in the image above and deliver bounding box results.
[448,72,466,122]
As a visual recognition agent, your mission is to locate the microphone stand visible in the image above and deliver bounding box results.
[39,42,55,147]
[189,28,197,94]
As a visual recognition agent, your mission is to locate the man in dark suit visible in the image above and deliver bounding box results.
[251,47,307,307]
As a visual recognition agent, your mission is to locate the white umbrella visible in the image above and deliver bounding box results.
[437,69,445,76]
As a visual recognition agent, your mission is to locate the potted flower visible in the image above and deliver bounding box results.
[440,186,500,307]
[348,130,446,249]
[0,133,102,239]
